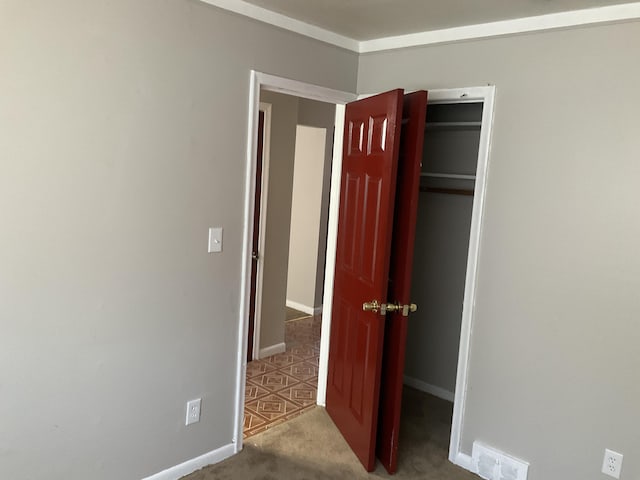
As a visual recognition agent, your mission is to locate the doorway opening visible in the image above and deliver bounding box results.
[244,95,335,438]
[234,71,354,452]
[247,92,334,363]
[393,98,484,471]
[285,124,329,321]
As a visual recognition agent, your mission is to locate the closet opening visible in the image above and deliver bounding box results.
[389,99,484,471]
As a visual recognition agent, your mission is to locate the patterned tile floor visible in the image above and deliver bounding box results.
[244,314,321,438]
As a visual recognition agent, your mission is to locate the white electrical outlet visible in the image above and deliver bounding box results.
[602,449,623,479]
[185,398,201,426]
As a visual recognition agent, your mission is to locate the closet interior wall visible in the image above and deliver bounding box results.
[404,102,483,399]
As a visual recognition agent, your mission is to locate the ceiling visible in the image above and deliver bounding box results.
[238,0,639,40]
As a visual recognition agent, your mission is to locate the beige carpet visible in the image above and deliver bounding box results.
[183,387,479,480]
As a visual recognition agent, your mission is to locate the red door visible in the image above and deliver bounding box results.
[377,91,428,473]
[326,89,405,471]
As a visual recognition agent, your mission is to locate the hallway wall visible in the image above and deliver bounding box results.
[287,125,327,311]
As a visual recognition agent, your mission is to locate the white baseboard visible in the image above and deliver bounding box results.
[453,452,474,472]
[142,442,236,480]
[286,299,322,316]
[403,375,455,402]
[259,342,286,359]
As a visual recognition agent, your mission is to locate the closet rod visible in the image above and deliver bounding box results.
[425,121,481,129]
[420,186,474,196]
[421,172,476,180]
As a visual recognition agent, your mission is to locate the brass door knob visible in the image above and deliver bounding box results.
[362,300,381,313]
[383,302,418,316]
[362,300,417,316]
[402,303,418,316]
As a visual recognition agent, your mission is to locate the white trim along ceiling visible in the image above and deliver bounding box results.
[200,0,640,53]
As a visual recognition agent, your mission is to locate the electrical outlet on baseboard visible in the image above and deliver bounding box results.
[472,442,529,480]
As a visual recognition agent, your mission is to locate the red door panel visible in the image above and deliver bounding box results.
[377,91,428,473]
[326,89,404,472]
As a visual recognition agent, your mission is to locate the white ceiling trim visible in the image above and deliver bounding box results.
[360,2,640,53]
[201,1,640,53]
[198,0,359,51]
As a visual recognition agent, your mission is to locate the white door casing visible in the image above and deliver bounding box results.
[236,71,355,449]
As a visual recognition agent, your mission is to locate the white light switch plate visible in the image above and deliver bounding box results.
[208,227,223,253]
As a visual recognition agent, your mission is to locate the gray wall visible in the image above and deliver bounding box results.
[405,194,474,395]
[0,1,357,479]
[258,91,299,349]
[287,125,327,310]
[359,21,640,480]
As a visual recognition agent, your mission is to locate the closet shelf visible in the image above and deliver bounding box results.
[425,121,481,129]
[421,172,476,180]
[420,186,474,196]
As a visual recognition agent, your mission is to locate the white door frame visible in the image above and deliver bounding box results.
[234,71,356,451]
[235,76,496,474]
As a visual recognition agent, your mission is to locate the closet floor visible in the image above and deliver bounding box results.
[243,314,321,438]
